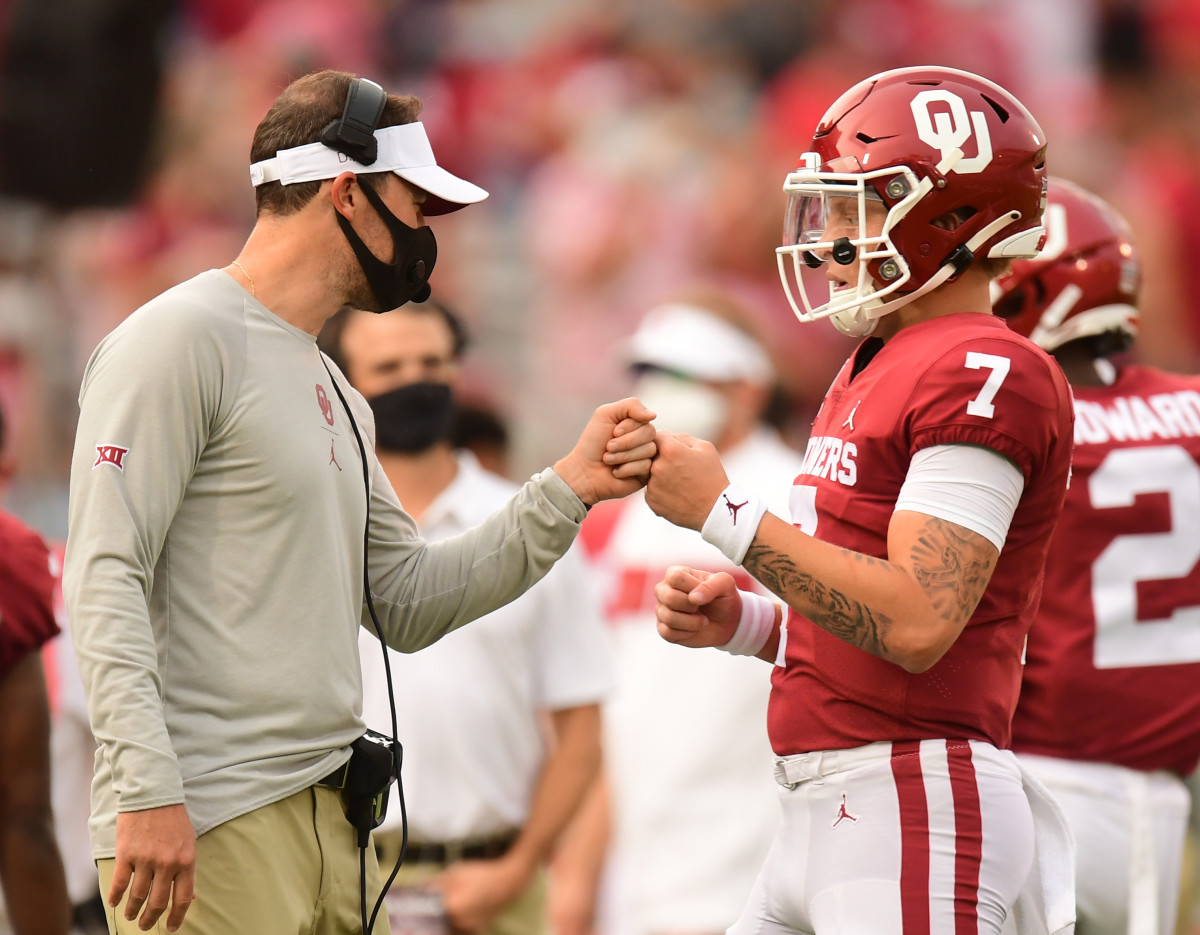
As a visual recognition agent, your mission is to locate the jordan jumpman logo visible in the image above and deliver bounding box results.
[724,493,749,525]
[842,400,862,431]
[832,793,858,828]
[329,439,342,471]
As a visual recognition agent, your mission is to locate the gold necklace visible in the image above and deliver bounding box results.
[232,259,256,298]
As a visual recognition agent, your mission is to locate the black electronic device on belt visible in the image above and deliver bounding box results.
[341,730,399,848]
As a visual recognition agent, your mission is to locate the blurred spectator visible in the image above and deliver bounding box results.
[453,396,514,479]
[1099,0,1200,373]
[319,299,614,935]
[556,287,805,935]
[0,0,174,210]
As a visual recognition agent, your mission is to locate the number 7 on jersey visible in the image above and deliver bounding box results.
[964,352,1011,419]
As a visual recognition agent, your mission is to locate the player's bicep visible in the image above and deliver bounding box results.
[887,510,999,632]
[886,443,1021,631]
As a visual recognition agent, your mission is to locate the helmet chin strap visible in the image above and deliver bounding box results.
[831,301,883,337]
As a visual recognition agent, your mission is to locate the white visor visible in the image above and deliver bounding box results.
[248,122,488,215]
[626,303,773,383]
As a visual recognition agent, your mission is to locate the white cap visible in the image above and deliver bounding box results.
[248,122,488,216]
[626,302,773,383]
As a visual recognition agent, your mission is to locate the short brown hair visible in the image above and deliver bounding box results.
[977,257,1013,280]
[318,298,471,378]
[250,70,422,217]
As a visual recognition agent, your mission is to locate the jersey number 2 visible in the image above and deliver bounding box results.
[1091,445,1200,668]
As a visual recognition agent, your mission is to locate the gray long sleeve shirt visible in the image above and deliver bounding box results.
[63,270,585,857]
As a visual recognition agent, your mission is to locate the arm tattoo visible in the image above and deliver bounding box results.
[908,518,996,623]
[743,543,894,658]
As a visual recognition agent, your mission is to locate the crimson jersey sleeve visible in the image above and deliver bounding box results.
[0,510,60,677]
[900,333,1070,486]
[769,314,1074,755]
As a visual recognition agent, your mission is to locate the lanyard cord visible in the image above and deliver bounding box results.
[320,355,409,934]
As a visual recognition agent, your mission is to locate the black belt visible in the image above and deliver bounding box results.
[378,831,518,865]
[317,761,351,790]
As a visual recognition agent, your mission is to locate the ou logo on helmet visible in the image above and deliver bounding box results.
[910,89,994,174]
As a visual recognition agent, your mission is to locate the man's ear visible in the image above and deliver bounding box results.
[329,172,359,220]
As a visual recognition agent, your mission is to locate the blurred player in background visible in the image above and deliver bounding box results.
[997,177,1200,935]
[42,543,104,935]
[643,66,1077,934]
[555,287,804,935]
[0,405,71,935]
[320,298,613,935]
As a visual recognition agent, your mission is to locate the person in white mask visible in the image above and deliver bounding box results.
[551,287,807,935]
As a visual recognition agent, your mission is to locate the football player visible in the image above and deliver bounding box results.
[999,177,1200,935]
[644,66,1076,934]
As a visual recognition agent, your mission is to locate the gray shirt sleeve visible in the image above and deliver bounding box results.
[331,368,588,653]
[64,298,233,813]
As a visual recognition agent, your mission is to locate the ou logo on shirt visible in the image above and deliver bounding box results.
[315,384,335,426]
[910,89,994,174]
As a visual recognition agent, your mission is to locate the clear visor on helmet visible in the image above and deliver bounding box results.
[776,158,923,329]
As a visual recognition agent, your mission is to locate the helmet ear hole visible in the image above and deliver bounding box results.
[931,207,977,233]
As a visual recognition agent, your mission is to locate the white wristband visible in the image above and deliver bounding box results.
[701,483,767,565]
[718,590,778,656]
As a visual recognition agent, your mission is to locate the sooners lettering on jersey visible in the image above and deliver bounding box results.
[1012,364,1200,775]
[769,314,1073,755]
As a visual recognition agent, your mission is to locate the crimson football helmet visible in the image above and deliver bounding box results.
[992,177,1140,353]
[777,66,1049,336]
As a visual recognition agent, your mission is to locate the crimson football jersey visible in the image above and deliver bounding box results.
[769,313,1073,755]
[0,510,60,677]
[1011,364,1200,776]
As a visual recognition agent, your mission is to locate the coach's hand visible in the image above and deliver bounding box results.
[111,804,196,932]
[554,398,656,506]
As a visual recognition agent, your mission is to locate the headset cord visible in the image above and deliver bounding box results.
[322,356,410,935]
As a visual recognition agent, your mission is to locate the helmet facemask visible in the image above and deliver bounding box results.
[777,157,938,337]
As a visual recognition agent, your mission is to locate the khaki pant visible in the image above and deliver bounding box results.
[98,786,391,935]
[374,834,547,935]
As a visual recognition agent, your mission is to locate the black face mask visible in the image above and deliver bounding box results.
[368,382,456,454]
[337,178,437,312]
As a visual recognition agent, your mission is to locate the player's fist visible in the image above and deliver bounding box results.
[654,565,741,648]
[645,431,729,530]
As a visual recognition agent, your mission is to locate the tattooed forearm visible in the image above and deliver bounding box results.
[908,518,997,622]
[744,543,894,658]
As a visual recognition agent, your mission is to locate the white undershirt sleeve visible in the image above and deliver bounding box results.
[894,444,1025,551]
